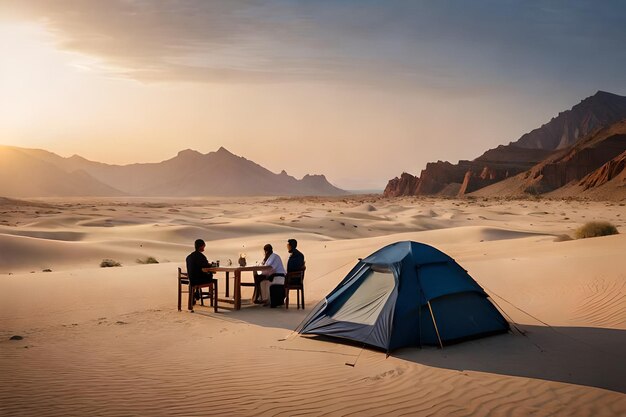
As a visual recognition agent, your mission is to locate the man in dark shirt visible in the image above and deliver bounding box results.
[186,239,215,286]
[286,238,305,273]
[267,238,306,308]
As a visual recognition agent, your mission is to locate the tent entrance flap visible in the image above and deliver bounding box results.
[330,269,395,325]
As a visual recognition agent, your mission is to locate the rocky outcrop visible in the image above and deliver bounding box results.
[415,161,468,195]
[459,167,507,195]
[520,124,626,194]
[384,91,626,198]
[387,154,548,198]
[540,149,626,201]
[384,162,494,197]
[383,172,420,197]
[578,150,626,190]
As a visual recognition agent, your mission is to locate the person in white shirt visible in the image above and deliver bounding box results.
[253,244,286,305]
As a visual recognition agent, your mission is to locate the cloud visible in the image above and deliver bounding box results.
[6,1,352,83]
[6,0,626,91]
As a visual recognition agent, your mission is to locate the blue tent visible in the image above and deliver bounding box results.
[297,241,509,351]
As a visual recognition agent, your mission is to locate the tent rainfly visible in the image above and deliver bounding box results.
[297,241,509,351]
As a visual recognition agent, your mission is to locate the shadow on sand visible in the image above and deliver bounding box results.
[193,302,309,332]
[194,304,625,394]
[393,325,626,394]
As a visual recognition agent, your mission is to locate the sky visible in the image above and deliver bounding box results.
[1,1,625,190]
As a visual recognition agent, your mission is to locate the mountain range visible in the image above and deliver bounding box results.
[384,91,626,200]
[4,91,625,200]
[0,146,346,197]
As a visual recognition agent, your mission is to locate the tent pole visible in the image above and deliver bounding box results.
[418,301,422,348]
[427,301,444,349]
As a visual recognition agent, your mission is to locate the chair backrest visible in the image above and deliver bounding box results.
[286,266,306,288]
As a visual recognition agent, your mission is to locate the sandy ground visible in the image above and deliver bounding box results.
[1,195,625,416]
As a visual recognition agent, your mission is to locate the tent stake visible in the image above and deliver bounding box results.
[427,301,444,349]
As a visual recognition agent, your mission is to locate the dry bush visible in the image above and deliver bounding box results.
[137,256,159,264]
[575,221,619,239]
[100,259,122,267]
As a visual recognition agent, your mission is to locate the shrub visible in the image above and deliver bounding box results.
[554,234,572,242]
[137,256,159,264]
[575,221,619,239]
[100,259,122,267]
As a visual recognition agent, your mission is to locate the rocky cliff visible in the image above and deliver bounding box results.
[511,91,626,150]
[384,172,420,197]
[578,150,626,191]
[471,119,626,199]
[384,91,626,198]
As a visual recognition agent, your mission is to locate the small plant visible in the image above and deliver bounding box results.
[100,259,122,267]
[575,221,619,239]
[136,256,159,264]
[554,234,572,242]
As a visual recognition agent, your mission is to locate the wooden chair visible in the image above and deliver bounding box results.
[177,267,218,313]
[284,267,306,309]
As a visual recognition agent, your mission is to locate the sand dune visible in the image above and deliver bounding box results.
[1,196,625,416]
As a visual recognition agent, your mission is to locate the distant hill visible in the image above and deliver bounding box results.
[0,146,125,197]
[0,146,346,197]
[384,91,626,200]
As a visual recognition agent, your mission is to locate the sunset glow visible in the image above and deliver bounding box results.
[1,1,625,189]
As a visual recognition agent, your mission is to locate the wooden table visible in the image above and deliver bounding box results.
[203,265,272,310]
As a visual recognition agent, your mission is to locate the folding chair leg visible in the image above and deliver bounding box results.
[188,286,194,312]
[177,282,182,311]
[213,281,218,313]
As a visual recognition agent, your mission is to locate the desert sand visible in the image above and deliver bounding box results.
[1,195,625,416]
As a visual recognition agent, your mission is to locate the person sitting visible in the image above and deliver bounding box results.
[254,244,286,305]
[270,239,305,307]
[185,239,217,303]
[286,238,305,273]
[264,239,306,308]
